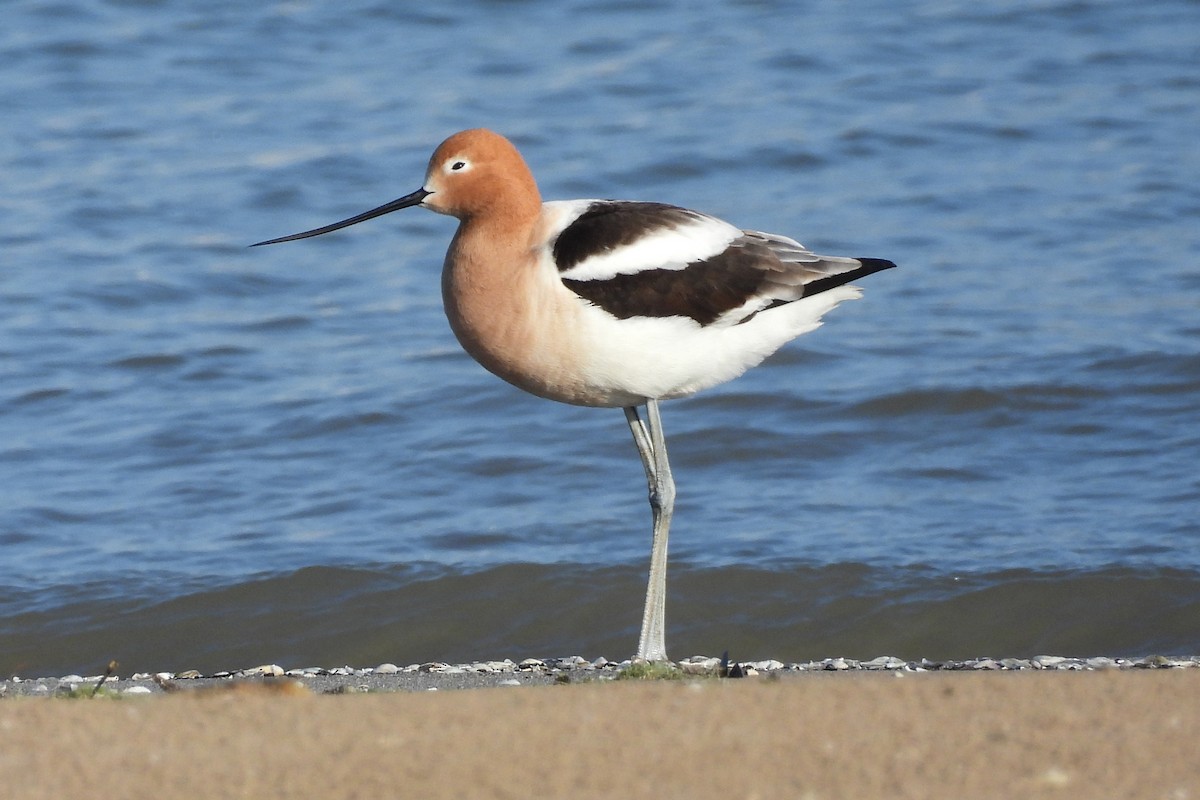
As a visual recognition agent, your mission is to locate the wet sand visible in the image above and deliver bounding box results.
[3,670,1197,799]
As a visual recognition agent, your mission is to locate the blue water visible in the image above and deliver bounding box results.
[2,0,1199,676]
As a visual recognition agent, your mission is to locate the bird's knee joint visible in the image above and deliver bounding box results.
[648,484,675,511]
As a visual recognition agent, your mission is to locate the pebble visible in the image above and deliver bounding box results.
[326,685,366,694]
[123,686,152,695]
[1038,766,1072,788]
[418,662,451,673]
[1138,654,1190,669]
[239,664,284,678]
[680,657,721,675]
[1033,655,1068,668]
[374,663,400,674]
[862,656,907,671]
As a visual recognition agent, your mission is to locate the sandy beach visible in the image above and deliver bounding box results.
[3,669,1197,799]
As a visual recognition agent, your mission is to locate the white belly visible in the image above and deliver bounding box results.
[553,284,863,408]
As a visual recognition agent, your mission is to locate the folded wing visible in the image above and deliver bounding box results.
[552,201,894,326]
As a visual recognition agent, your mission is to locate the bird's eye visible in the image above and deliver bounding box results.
[450,160,467,171]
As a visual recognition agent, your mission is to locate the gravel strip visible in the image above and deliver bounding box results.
[4,654,1198,698]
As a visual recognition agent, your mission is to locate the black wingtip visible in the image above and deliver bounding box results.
[855,257,898,275]
[801,256,897,298]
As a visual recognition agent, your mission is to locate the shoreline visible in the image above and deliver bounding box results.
[4,652,1198,697]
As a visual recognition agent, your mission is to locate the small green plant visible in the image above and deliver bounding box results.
[58,685,120,700]
[616,661,684,680]
[56,660,121,699]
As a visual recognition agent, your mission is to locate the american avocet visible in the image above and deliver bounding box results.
[253,128,894,662]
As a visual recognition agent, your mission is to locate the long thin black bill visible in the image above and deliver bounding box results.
[250,187,431,246]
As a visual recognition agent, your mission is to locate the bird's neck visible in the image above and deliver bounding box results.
[442,209,539,360]
[439,206,583,403]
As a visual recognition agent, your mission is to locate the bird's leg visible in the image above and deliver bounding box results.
[624,399,674,662]
[624,405,656,494]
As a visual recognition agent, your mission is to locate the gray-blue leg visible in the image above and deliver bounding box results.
[624,399,674,662]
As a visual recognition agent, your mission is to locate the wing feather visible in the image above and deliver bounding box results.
[550,201,894,326]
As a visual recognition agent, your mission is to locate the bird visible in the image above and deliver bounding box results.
[252,128,894,662]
